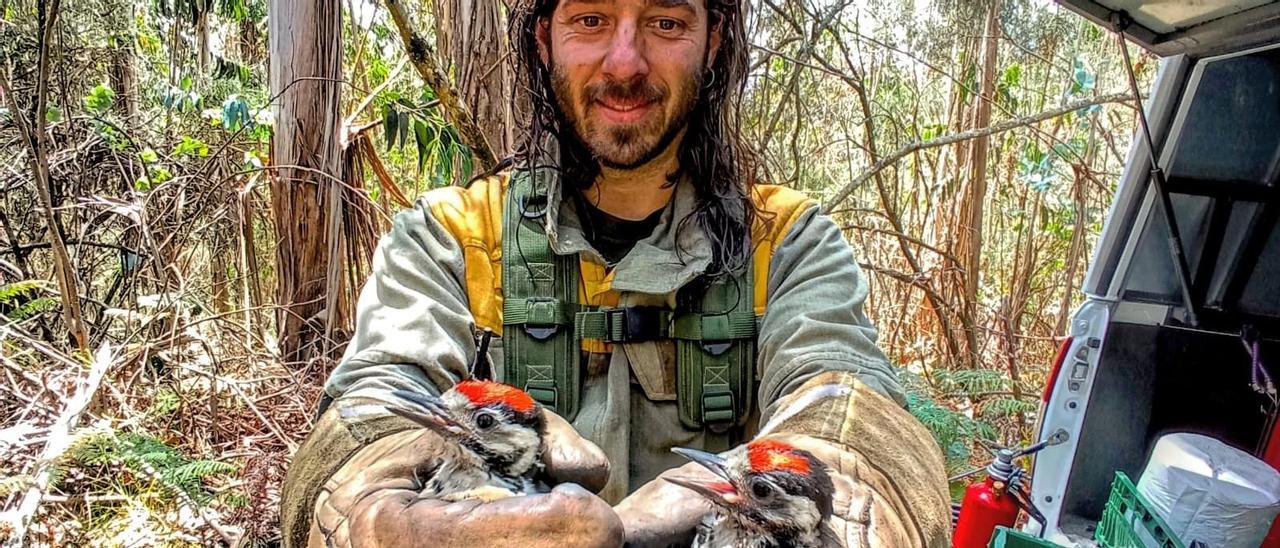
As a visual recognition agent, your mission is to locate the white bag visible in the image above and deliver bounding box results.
[1137,432,1280,547]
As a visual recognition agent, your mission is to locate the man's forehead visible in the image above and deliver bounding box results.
[558,0,703,11]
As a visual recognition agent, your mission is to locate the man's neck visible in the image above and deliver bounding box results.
[583,135,682,221]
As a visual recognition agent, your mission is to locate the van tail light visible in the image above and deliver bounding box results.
[1043,337,1074,403]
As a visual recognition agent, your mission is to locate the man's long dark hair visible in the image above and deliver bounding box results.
[507,0,758,278]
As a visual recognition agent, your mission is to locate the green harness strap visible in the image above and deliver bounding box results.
[501,171,756,430]
[501,171,583,421]
[672,275,756,431]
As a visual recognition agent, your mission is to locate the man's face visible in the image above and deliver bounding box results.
[539,0,722,169]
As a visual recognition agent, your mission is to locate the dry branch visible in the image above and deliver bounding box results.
[0,344,117,547]
[382,0,497,169]
[823,92,1136,212]
[1,0,89,351]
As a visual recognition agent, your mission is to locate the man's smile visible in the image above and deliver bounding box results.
[594,98,656,123]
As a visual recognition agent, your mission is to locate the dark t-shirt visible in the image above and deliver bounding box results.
[573,191,666,265]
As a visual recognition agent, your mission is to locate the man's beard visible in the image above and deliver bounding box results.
[551,64,703,170]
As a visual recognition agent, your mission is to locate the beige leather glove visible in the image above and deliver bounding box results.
[614,461,717,547]
[614,372,952,548]
[282,398,619,548]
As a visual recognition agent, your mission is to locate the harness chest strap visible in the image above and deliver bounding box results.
[500,171,757,429]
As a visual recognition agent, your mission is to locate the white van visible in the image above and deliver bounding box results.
[1030,1,1280,544]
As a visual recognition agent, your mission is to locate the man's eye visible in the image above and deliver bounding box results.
[579,15,602,28]
[655,18,681,31]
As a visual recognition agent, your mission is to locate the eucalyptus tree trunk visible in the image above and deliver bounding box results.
[267,0,344,364]
[433,0,512,157]
[952,0,1000,367]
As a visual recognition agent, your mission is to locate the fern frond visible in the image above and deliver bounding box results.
[980,397,1038,420]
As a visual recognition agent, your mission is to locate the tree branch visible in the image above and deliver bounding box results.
[381,0,497,169]
[0,0,88,351]
[823,92,1137,212]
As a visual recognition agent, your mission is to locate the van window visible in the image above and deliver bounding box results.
[1166,51,1280,183]
[1120,46,1280,320]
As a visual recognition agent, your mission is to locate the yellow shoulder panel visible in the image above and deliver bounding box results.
[749,184,817,315]
[424,174,508,334]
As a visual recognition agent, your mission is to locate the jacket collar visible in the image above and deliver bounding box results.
[522,146,712,296]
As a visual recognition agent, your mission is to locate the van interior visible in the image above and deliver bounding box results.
[1050,42,1280,541]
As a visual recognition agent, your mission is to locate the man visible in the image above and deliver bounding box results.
[280,0,952,543]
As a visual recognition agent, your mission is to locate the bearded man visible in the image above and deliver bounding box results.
[280,0,951,544]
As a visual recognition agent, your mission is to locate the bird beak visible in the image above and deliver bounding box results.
[388,389,467,439]
[667,447,742,507]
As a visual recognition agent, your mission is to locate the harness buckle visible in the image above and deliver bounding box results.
[605,307,669,342]
[523,299,562,340]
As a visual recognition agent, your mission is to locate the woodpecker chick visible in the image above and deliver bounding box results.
[667,439,837,548]
[389,380,546,502]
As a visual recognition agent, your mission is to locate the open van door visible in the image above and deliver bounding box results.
[1056,0,1280,57]
[1028,1,1280,545]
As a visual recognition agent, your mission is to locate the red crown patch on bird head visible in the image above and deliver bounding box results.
[746,439,813,476]
[454,380,538,413]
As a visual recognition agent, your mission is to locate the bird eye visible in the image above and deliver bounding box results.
[750,478,773,499]
[475,412,497,430]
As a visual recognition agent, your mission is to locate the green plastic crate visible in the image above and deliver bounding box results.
[989,526,1061,547]
[1095,471,1186,548]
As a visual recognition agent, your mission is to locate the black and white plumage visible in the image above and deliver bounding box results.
[388,380,547,502]
[667,440,838,548]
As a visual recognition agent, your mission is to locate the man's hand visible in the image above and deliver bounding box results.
[330,483,621,547]
[540,407,610,493]
[613,461,717,547]
[307,408,620,548]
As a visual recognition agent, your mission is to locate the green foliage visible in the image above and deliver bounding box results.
[980,397,1039,421]
[162,81,203,113]
[0,280,59,321]
[0,474,34,497]
[70,430,238,506]
[382,97,474,187]
[173,135,210,158]
[0,279,46,302]
[1068,55,1096,97]
[906,387,997,473]
[146,389,181,418]
[996,64,1021,110]
[220,95,253,131]
[84,84,116,115]
[940,368,1010,394]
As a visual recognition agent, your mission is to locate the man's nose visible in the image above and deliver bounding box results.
[601,20,649,82]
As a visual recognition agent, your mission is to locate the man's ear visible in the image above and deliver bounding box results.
[706,19,722,69]
[537,17,551,66]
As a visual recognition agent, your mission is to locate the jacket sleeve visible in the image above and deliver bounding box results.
[756,204,904,418]
[323,198,477,404]
[755,205,952,547]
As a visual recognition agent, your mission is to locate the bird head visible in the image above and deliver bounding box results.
[390,381,546,478]
[667,439,835,543]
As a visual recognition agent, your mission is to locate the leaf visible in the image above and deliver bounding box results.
[414,120,431,173]
[459,145,474,182]
[980,398,1038,421]
[383,104,397,151]
[399,111,410,154]
[173,135,210,158]
[84,84,116,115]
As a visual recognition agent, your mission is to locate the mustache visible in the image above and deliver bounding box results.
[585,78,666,105]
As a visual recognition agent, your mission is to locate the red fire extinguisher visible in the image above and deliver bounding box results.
[951,434,1064,548]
